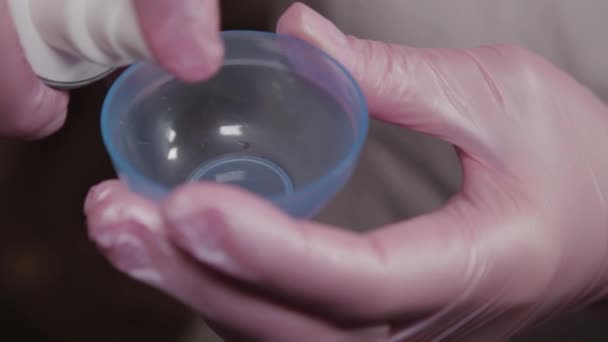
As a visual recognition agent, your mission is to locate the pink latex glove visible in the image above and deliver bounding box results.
[1,0,222,139]
[1,0,67,138]
[85,3,608,341]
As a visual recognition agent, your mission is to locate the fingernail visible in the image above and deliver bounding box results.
[176,36,224,81]
[84,182,115,213]
[93,227,162,285]
[169,208,242,276]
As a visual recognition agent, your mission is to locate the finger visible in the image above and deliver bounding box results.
[1,1,68,139]
[277,3,507,155]
[133,0,224,82]
[163,184,475,322]
[85,181,386,341]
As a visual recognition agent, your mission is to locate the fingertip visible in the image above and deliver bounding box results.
[84,180,125,214]
[163,182,274,224]
[6,86,69,139]
[93,221,163,285]
[33,88,69,138]
[32,108,67,138]
[167,34,225,82]
[134,0,224,82]
[276,2,309,34]
[277,2,348,58]
[163,183,212,223]
[163,183,295,242]
[85,180,163,241]
[162,183,293,277]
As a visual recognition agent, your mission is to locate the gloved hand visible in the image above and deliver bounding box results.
[85,3,608,341]
[1,0,222,139]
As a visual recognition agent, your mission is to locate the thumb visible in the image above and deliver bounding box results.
[1,2,68,139]
[277,3,507,156]
[163,184,475,322]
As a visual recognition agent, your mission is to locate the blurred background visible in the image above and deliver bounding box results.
[1,1,606,341]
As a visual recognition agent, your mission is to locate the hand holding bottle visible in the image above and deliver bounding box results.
[1,0,223,139]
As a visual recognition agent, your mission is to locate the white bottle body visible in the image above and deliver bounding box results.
[8,0,150,89]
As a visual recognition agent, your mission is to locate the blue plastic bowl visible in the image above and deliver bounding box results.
[101,31,368,218]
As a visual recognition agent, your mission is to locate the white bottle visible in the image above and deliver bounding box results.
[8,0,150,89]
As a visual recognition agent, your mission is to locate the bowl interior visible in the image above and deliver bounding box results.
[104,32,366,198]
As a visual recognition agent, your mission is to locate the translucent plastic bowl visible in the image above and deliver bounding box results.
[101,31,368,218]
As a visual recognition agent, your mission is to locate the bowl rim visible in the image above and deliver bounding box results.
[101,30,369,201]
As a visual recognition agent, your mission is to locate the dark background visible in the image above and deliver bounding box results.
[1,1,606,341]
